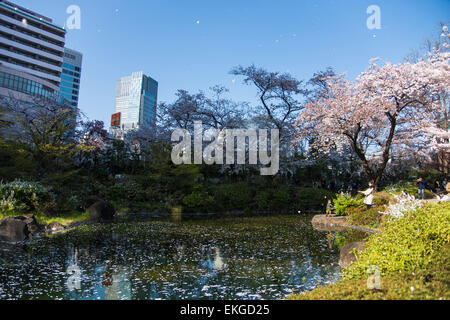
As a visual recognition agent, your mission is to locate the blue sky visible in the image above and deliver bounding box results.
[12,0,450,127]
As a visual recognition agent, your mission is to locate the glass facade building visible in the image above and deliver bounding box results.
[0,0,66,87]
[113,71,158,130]
[0,1,76,105]
[0,66,55,98]
[0,63,59,102]
[59,48,82,107]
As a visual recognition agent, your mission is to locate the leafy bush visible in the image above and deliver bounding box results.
[254,191,270,211]
[270,186,291,211]
[347,206,385,229]
[183,191,214,213]
[333,193,364,216]
[211,184,334,213]
[210,182,254,212]
[409,169,447,185]
[373,192,392,206]
[291,187,335,212]
[343,202,450,279]
[383,182,434,199]
[0,180,55,213]
[97,177,147,204]
[290,202,450,300]
[334,229,369,248]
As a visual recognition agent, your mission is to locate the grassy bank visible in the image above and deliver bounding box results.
[289,202,450,300]
[0,211,90,227]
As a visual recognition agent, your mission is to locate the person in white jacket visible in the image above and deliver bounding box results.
[437,192,450,202]
[359,182,375,209]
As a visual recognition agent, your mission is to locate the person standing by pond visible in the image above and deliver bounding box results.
[326,199,335,217]
[417,177,427,200]
[359,182,375,209]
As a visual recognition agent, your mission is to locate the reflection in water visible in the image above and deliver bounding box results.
[326,232,335,249]
[0,215,342,300]
[213,247,227,271]
[102,266,131,300]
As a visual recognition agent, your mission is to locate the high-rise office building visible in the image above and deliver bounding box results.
[0,0,67,103]
[112,71,158,131]
[59,48,82,107]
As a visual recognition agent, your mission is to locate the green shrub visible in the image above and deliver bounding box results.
[383,182,434,199]
[97,177,147,204]
[211,182,254,212]
[291,187,335,212]
[343,202,450,279]
[254,191,270,211]
[333,193,365,216]
[183,191,214,213]
[271,186,291,211]
[347,206,385,229]
[334,229,369,248]
[0,180,55,214]
[373,192,392,206]
[290,203,450,300]
[409,169,447,185]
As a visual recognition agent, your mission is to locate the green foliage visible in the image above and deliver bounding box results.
[291,187,335,212]
[0,140,34,181]
[254,191,270,211]
[347,206,385,229]
[343,202,450,279]
[333,193,365,216]
[210,182,254,212]
[373,192,392,206]
[290,202,450,300]
[410,168,447,184]
[272,186,291,209]
[383,182,434,199]
[289,245,450,300]
[333,229,369,248]
[0,210,90,227]
[97,178,148,205]
[0,180,55,214]
[183,191,214,213]
[206,183,334,213]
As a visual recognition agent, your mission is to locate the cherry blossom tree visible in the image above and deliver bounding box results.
[295,52,450,188]
[421,26,450,149]
[78,120,108,151]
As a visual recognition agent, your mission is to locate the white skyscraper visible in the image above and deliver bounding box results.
[112,71,158,132]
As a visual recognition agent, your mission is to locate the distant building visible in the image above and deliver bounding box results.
[0,0,66,99]
[59,48,82,107]
[111,71,158,134]
[0,63,58,101]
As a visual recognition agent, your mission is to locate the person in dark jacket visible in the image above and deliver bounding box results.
[417,178,427,200]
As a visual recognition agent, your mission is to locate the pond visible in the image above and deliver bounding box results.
[0,215,344,300]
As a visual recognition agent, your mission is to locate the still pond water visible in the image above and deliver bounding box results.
[0,215,343,300]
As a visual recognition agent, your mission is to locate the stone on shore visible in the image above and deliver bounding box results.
[45,222,66,234]
[311,214,378,234]
[88,201,116,222]
[0,215,42,242]
[311,214,349,232]
[84,196,103,210]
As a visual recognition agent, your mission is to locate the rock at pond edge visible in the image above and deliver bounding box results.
[339,241,366,269]
[88,201,116,222]
[0,215,42,243]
